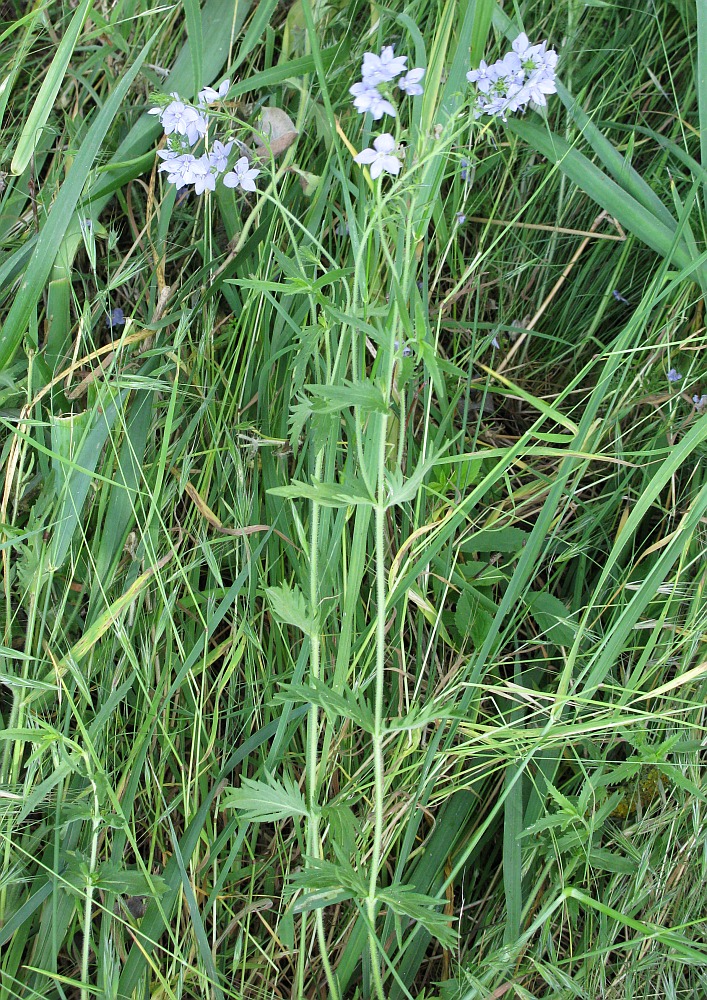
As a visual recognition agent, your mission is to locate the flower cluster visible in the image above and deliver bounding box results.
[467,33,557,120]
[351,46,425,181]
[350,45,424,120]
[149,81,260,195]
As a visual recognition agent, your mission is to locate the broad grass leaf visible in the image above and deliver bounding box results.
[49,391,128,570]
[0,36,155,369]
[11,0,93,176]
[182,0,203,94]
[507,117,696,277]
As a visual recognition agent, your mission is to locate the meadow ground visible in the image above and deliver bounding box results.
[1,1,706,997]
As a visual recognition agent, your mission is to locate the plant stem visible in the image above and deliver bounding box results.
[366,400,389,1000]
[302,448,340,1000]
[81,769,101,1000]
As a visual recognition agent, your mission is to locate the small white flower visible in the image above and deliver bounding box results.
[511,33,532,59]
[157,150,196,189]
[350,81,396,119]
[198,78,230,105]
[361,45,408,85]
[223,156,261,192]
[161,99,209,145]
[354,133,401,179]
[207,139,233,173]
[467,60,494,92]
[523,68,557,107]
[398,67,425,96]
[495,51,524,86]
[189,154,218,195]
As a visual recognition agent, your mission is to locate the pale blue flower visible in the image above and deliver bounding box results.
[361,46,407,85]
[667,368,682,383]
[468,37,557,119]
[398,67,425,96]
[455,212,466,225]
[198,79,230,105]
[693,394,707,412]
[522,68,558,107]
[513,34,558,76]
[467,61,495,92]
[189,154,218,195]
[354,133,401,179]
[159,98,209,146]
[207,140,233,173]
[157,150,196,189]
[349,81,396,119]
[223,156,261,192]
[612,290,630,305]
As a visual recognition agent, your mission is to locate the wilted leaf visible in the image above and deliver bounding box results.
[253,107,298,160]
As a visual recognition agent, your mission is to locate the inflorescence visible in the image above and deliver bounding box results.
[149,33,559,191]
[149,81,261,195]
[466,33,558,121]
[350,34,558,181]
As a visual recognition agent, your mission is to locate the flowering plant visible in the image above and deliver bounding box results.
[148,81,262,195]
[467,33,558,120]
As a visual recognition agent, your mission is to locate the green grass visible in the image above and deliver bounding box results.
[1,1,706,998]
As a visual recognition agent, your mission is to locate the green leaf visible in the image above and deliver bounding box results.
[305,380,388,415]
[266,582,316,638]
[460,527,529,554]
[221,773,309,823]
[268,478,376,508]
[587,848,636,874]
[93,863,169,898]
[524,591,577,646]
[274,678,375,732]
[377,884,457,951]
[289,856,367,911]
[384,440,455,507]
